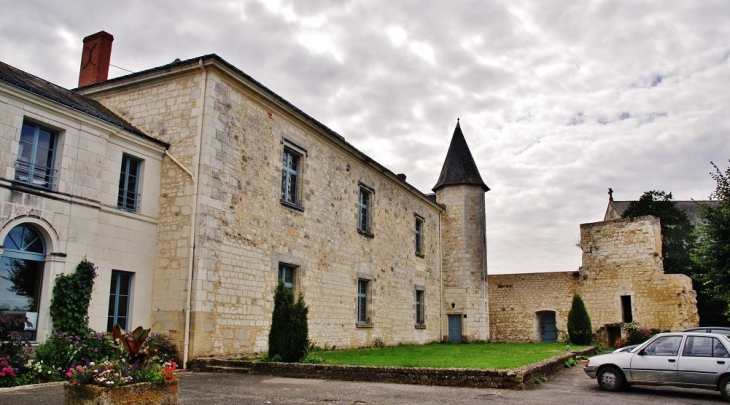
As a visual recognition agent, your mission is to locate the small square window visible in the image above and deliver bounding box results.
[118,154,142,212]
[357,279,370,324]
[415,289,425,326]
[415,215,424,256]
[15,121,58,189]
[281,147,302,208]
[279,264,296,289]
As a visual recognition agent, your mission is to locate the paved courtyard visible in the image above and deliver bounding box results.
[0,366,724,404]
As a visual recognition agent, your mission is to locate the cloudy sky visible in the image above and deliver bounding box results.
[1,1,729,274]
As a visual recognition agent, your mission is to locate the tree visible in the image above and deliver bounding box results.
[693,161,730,321]
[622,190,695,275]
[268,282,309,362]
[567,294,592,345]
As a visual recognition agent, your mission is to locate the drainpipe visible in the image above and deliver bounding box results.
[438,209,443,341]
[182,59,208,368]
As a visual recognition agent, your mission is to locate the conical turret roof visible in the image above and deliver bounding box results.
[432,121,489,192]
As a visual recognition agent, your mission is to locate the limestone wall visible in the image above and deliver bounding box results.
[488,216,698,343]
[83,61,445,357]
[488,272,575,342]
[578,216,698,333]
[0,82,165,339]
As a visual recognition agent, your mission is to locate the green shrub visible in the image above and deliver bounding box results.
[34,331,118,378]
[49,259,97,336]
[146,333,181,366]
[567,294,592,345]
[267,282,310,362]
[614,322,659,347]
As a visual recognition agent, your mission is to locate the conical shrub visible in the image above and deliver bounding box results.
[567,293,592,345]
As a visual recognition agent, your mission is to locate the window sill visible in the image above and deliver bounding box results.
[280,200,304,212]
[415,324,426,330]
[415,252,425,258]
[357,229,374,238]
[356,323,373,329]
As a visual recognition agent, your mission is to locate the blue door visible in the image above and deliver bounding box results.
[539,312,558,343]
[448,315,462,343]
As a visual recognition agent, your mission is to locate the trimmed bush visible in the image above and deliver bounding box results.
[567,294,592,345]
[268,282,309,362]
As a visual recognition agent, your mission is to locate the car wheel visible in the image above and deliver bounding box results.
[720,375,730,401]
[597,366,625,392]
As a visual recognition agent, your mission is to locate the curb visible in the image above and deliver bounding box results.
[190,346,597,390]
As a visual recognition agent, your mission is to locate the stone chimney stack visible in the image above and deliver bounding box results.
[78,31,114,87]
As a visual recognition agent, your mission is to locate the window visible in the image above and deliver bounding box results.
[107,271,132,332]
[415,289,425,326]
[0,224,46,340]
[118,155,141,211]
[643,335,683,356]
[415,215,424,256]
[357,279,370,324]
[15,122,58,189]
[279,264,296,289]
[281,147,301,207]
[621,295,633,323]
[682,336,730,358]
[358,186,373,235]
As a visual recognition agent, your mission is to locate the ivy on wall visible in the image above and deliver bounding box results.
[49,259,97,336]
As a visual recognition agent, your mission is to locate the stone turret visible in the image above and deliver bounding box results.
[434,121,489,342]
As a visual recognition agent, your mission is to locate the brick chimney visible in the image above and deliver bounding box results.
[78,31,114,87]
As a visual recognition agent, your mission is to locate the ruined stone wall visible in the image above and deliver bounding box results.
[0,83,164,339]
[437,185,488,342]
[488,272,576,342]
[488,216,698,343]
[85,63,444,357]
[578,216,698,333]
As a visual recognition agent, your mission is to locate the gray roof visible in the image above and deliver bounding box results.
[432,121,489,192]
[611,199,720,224]
[0,60,168,148]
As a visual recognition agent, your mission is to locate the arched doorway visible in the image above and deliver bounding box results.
[537,311,558,343]
[0,224,46,340]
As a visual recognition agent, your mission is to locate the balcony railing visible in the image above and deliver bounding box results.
[14,160,57,190]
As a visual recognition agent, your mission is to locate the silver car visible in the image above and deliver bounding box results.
[584,332,730,401]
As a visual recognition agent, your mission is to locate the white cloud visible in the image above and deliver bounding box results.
[1,0,728,273]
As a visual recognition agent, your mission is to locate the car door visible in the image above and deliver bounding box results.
[678,335,730,386]
[629,335,684,383]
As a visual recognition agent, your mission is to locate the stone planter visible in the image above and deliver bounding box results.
[63,382,178,405]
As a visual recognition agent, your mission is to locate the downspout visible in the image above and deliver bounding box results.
[438,209,443,341]
[183,59,208,368]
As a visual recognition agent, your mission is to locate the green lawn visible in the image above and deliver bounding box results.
[316,342,585,369]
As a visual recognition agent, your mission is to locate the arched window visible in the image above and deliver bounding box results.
[0,224,46,340]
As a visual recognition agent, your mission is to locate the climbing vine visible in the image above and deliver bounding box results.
[49,259,97,336]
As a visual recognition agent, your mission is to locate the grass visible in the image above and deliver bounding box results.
[316,342,586,370]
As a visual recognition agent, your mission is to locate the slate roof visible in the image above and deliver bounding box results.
[0,60,168,148]
[432,121,489,192]
[609,199,720,225]
[76,54,443,209]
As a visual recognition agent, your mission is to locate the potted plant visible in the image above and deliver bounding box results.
[63,325,178,405]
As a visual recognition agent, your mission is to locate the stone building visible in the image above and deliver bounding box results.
[0,31,697,364]
[0,55,168,341]
[0,32,489,365]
